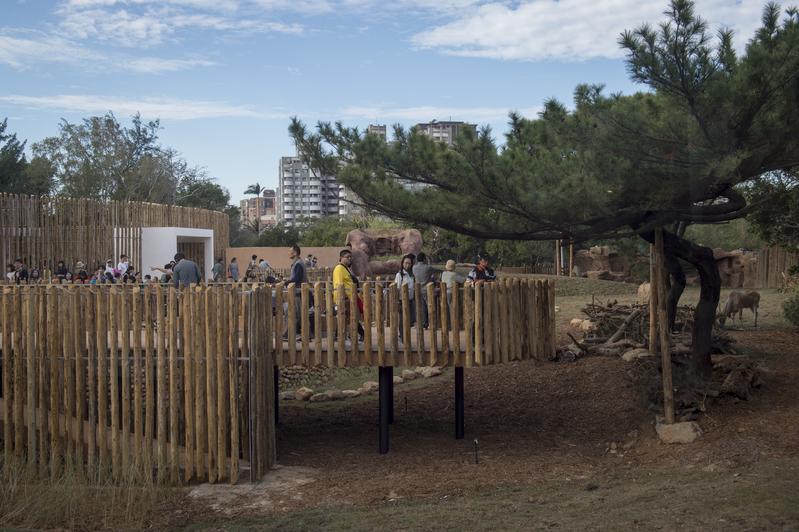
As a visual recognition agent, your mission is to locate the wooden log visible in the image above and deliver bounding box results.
[168,287,179,483]
[463,284,474,368]
[474,283,483,366]
[649,244,659,353]
[439,282,450,366]
[215,286,227,482]
[325,282,335,367]
[286,283,297,366]
[655,228,675,425]
[155,284,167,481]
[336,284,347,368]
[274,283,285,366]
[228,289,239,484]
[362,282,373,366]
[451,283,461,367]
[388,283,398,366]
[85,289,97,470]
[349,283,358,366]
[484,284,494,366]
[132,287,143,471]
[63,289,75,471]
[301,284,310,366]
[109,287,120,478]
[36,288,46,475]
[13,288,23,459]
[205,287,217,483]
[49,287,61,476]
[401,283,412,366]
[2,288,11,467]
[414,282,424,367]
[426,283,437,367]
[72,288,83,471]
[313,282,323,367]
[143,285,154,477]
[182,287,194,481]
[375,282,385,367]
[192,286,205,480]
[492,283,501,363]
[120,287,131,474]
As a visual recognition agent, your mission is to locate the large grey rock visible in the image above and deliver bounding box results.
[326,389,346,400]
[295,387,314,401]
[420,367,442,378]
[362,381,379,393]
[393,375,404,385]
[309,392,332,403]
[279,391,296,401]
[622,348,654,362]
[656,421,703,444]
[341,389,361,398]
[401,369,417,380]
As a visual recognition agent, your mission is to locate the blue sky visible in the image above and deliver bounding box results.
[1,0,765,203]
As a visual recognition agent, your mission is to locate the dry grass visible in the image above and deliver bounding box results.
[0,459,186,531]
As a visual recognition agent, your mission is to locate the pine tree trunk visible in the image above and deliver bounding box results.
[664,252,686,332]
[640,230,719,380]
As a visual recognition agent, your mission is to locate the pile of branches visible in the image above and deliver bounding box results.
[555,299,736,361]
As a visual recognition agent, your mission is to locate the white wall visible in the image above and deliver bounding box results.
[140,227,214,279]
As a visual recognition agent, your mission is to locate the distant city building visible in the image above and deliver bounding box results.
[413,120,477,147]
[366,124,387,140]
[278,155,339,225]
[239,188,277,229]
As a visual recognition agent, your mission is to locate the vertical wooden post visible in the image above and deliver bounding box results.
[143,285,154,478]
[286,283,297,366]
[401,284,411,366]
[155,284,167,481]
[388,283,398,366]
[182,287,194,482]
[168,287,179,483]
[86,289,97,470]
[336,284,347,368]
[473,283,483,366]
[132,287,143,470]
[215,286,227,483]
[193,286,205,481]
[375,282,385,368]
[569,241,574,277]
[205,286,217,483]
[109,287,120,479]
[414,282,424,366]
[325,282,336,367]
[301,284,311,367]
[654,228,675,425]
[451,283,461,367]
[649,244,659,353]
[426,283,437,367]
[13,288,24,460]
[120,287,131,474]
[555,240,561,276]
[1,288,11,467]
[313,282,323,366]
[228,290,239,484]
[362,282,373,366]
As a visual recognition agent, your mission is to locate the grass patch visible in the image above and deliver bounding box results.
[0,459,185,530]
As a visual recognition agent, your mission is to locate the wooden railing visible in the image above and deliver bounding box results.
[0,279,555,483]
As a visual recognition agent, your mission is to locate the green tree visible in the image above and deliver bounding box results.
[291,1,799,379]
[176,177,231,212]
[746,171,799,250]
[244,182,264,230]
[0,119,55,195]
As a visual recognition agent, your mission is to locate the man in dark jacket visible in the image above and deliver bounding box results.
[172,252,202,287]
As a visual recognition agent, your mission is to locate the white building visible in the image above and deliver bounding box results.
[413,120,477,147]
[278,155,340,225]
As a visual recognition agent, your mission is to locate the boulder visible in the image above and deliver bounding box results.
[721,369,754,400]
[579,320,597,332]
[586,270,613,281]
[420,367,443,378]
[401,369,417,380]
[309,392,331,403]
[326,389,346,400]
[279,391,296,401]
[341,389,361,398]
[362,381,379,393]
[295,387,314,401]
[569,318,584,329]
[622,348,654,362]
[656,421,703,444]
[393,375,404,385]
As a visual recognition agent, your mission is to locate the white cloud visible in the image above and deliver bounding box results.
[127,57,216,73]
[0,94,277,120]
[411,0,766,61]
[0,31,101,69]
[340,104,540,123]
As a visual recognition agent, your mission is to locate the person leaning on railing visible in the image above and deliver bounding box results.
[333,248,364,342]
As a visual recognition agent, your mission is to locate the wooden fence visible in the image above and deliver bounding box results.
[756,246,799,288]
[0,193,229,275]
[0,284,275,484]
[0,278,555,483]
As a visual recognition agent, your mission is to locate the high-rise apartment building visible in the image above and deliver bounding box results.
[239,188,277,229]
[366,124,387,140]
[278,155,339,225]
[413,120,477,146]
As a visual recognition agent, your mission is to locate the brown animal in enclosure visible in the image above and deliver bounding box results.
[719,290,760,328]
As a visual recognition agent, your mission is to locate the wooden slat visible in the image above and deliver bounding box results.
[439,282,450,366]
[362,282,372,366]
[313,282,323,367]
[349,284,358,366]
[451,283,461,366]
[301,284,310,366]
[182,287,194,481]
[39,288,48,474]
[463,284,474,368]
[205,286,217,483]
[49,287,61,476]
[216,286,228,482]
[168,287,179,483]
[426,283,437,367]
[325,282,335,368]
[193,286,206,480]
[286,283,297,366]
[120,287,131,473]
[336,284,346,368]
[228,289,239,484]
[401,283,411,366]
[2,288,12,467]
[474,283,483,366]
[143,285,154,477]
[13,288,23,459]
[155,284,167,481]
[375,282,385,367]
[414,282,424,367]
[274,283,285,366]
[109,287,120,478]
[388,283,398,366]
[85,289,97,469]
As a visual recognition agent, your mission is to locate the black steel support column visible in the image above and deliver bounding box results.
[379,366,390,454]
[388,366,394,424]
[455,366,464,439]
[274,365,280,426]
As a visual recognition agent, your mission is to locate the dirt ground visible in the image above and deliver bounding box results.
[175,284,799,529]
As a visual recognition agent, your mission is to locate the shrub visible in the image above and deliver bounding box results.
[784,289,799,327]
